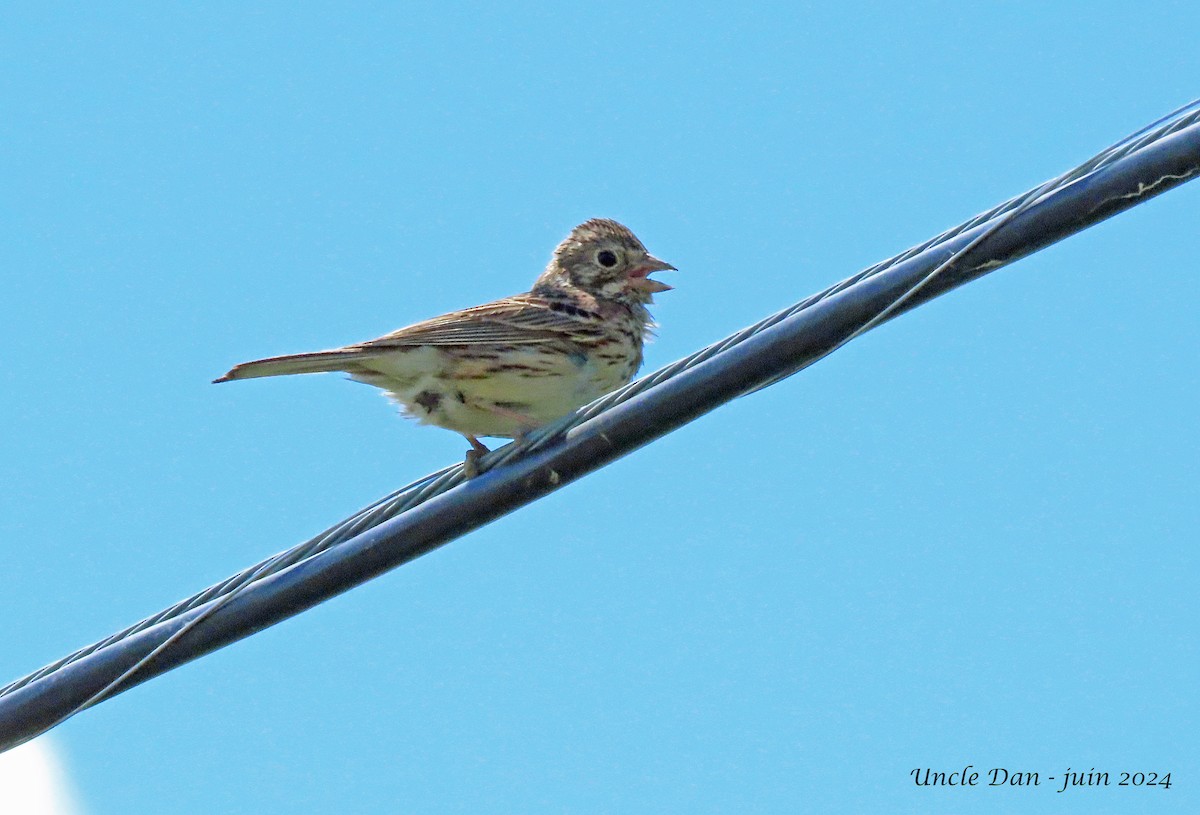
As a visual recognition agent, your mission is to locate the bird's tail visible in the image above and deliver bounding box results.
[213,349,367,383]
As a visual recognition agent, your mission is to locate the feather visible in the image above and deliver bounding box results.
[353,294,609,349]
[213,350,368,382]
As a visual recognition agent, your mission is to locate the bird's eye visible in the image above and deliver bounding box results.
[597,249,618,268]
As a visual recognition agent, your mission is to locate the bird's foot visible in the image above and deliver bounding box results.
[463,435,490,478]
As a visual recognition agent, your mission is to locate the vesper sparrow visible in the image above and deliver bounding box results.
[215,219,675,467]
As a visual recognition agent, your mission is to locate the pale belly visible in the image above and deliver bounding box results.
[349,344,639,438]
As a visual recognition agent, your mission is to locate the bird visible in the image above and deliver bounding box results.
[214,219,676,471]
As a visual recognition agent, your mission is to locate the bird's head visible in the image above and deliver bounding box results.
[537,219,676,305]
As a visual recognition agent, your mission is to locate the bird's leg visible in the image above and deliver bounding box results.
[460,403,541,477]
[463,434,490,478]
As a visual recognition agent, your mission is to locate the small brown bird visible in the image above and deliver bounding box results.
[215,219,675,465]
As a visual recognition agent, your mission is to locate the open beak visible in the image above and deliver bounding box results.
[627,254,677,293]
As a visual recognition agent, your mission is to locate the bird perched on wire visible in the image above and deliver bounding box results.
[214,219,676,471]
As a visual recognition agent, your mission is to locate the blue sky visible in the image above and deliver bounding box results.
[1,3,1197,813]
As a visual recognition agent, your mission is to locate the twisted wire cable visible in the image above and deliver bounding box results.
[1,98,1198,750]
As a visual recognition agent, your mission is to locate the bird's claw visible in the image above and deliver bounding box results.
[463,435,490,478]
[464,448,482,478]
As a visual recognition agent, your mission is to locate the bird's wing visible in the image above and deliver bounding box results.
[353,293,606,349]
